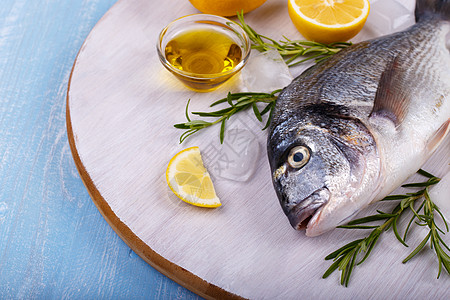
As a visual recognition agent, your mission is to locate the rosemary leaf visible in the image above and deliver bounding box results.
[252,102,262,122]
[402,232,431,264]
[262,102,275,131]
[220,118,226,144]
[179,129,199,144]
[345,251,358,287]
[192,107,234,117]
[403,203,421,241]
[382,194,410,201]
[393,216,408,247]
[438,234,450,252]
[234,98,256,107]
[260,102,273,116]
[339,251,353,285]
[337,225,380,229]
[173,123,191,129]
[185,99,191,122]
[226,92,235,107]
[417,169,435,178]
[343,213,394,225]
[402,177,440,188]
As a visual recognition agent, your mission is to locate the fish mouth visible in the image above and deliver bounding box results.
[286,187,330,230]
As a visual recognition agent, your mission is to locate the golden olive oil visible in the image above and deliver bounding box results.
[165,28,242,75]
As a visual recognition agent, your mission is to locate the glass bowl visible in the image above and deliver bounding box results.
[157,14,251,92]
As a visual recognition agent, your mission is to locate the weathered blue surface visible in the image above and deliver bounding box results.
[0,1,200,298]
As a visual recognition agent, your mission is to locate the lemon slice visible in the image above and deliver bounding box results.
[166,146,221,208]
[288,0,370,44]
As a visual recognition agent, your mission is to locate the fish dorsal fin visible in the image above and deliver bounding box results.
[369,57,410,127]
[427,119,450,152]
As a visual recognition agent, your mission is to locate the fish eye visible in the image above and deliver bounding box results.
[287,146,310,169]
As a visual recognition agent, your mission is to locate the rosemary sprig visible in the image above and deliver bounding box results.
[236,11,351,67]
[323,170,449,286]
[174,89,281,143]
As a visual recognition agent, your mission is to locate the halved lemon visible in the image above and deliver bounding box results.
[166,146,221,208]
[288,0,370,44]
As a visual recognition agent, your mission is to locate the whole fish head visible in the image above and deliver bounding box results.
[268,104,381,236]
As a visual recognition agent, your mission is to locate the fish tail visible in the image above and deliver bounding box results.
[415,0,450,22]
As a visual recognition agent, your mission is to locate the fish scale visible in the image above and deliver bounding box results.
[268,0,450,236]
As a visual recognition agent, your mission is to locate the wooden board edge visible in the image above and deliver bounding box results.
[64,5,244,299]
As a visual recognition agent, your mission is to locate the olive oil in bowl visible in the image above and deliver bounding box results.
[157,14,251,92]
[165,29,242,75]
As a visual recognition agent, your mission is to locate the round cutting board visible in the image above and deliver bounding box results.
[67,0,450,298]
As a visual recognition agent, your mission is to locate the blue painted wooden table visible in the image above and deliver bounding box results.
[0,1,200,298]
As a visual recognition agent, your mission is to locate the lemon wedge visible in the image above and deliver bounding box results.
[166,146,221,208]
[288,0,370,44]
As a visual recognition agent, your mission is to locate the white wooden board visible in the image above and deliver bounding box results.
[67,0,450,298]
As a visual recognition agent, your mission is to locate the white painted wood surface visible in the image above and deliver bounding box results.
[67,0,450,298]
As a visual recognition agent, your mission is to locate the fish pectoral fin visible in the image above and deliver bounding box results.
[369,56,410,127]
[427,118,450,152]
